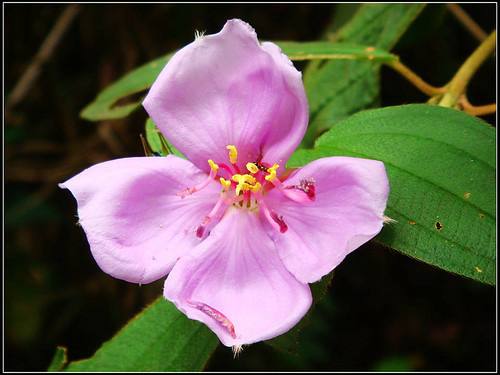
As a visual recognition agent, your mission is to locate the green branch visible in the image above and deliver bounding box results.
[384,59,445,97]
[438,30,496,109]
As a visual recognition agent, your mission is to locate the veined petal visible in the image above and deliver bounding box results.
[164,207,312,347]
[258,41,309,171]
[264,157,390,284]
[143,19,308,173]
[59,155,221,284]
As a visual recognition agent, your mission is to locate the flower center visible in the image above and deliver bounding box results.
[177,145,315,237]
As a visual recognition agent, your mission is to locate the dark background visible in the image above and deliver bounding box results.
[4,3,496,371]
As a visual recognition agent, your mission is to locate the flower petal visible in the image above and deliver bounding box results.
[164,207,312,347]
[264,157,390,284]
[142,19,308,173]
[60,155,221,284]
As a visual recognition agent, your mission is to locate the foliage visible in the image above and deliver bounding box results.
[54,4,495,371]
[4,3,495,372]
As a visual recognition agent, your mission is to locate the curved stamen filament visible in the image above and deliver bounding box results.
[285,178,316,202]
[196,193,225,238]
[217,163,234,178]
[257,195,288,233]
[177,159,219,198]
[265,170,315,203]
[222,191,244,205]
[196,187,245,238]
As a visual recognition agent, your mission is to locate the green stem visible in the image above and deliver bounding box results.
[459,96,497,116]
[385,59,445,96]
[439,30,496,108]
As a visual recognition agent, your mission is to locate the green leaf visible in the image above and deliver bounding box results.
[334,4,425,47]
[64,297,219,372]
[301,3,425,148]
[80,53,173,121]
[288,104,496,285]
[143,118,184,158]
[276,41,397,63]
[144,117,168,156]
[47,346,68,372]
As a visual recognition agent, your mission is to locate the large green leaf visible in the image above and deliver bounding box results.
[334,4,424,47]
[278,42,397,63]
[80,53,173,121]
[64,297,219,372]
[302,3,425,147]
[288,104,496,285]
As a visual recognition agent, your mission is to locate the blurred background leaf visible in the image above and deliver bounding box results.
[80,53,173,121]
[4,3,496,371]
[300,3,425,148]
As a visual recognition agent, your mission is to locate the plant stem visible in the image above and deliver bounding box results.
[438,30,496,109]
[385,59,446,96]
[5,4,80,116]
[447,3,488,43]
[459,96,497,116]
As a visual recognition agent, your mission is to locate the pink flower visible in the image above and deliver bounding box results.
[60,19,390,348]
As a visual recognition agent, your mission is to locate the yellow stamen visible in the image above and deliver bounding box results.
[232,174,256,185]
[236,183,249,195]
[208,159,219,173]
[265,170,276,182]
[268,163,279,173]
[232,174,258,195]
[249,182,262,193]
[220,178,231,190]
[265,164,279,182]
[227,145,238,164]
[246,162,259,174]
